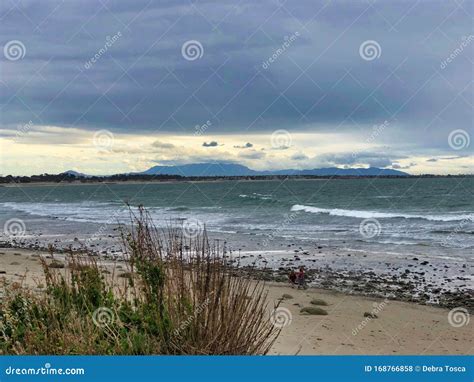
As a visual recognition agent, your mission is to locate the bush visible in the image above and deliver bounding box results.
[0,207,279,355]
[310,298,328,306]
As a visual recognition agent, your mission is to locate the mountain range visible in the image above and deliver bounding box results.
[138,163,409,177]
[61,163,409,178]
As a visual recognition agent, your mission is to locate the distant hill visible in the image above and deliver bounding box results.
[140,163,409,177]
[60,170,90,178]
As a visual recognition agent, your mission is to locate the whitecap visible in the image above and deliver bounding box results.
[290,204,473,222]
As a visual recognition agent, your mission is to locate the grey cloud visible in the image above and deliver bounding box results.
[392,162,416,170]
[202,141,219,147]
[291,153,308,160]
[0,0,471,158]
[440,155,469,160]
[152,140,175,149]
[366,158,393,168]
[426,155,468,163]
[234,142,253,149]
[238,150,266,159]
[318,151,408,168]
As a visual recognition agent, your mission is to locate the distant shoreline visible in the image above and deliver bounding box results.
[1,174,472,187]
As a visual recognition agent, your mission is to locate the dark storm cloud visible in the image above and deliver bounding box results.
[0,0,472,154]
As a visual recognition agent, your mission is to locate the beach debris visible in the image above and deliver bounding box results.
[281,294,293,300]
[363,312,378,319]
[300,306,328,315]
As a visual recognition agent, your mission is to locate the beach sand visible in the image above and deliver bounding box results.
[1,248,472,355]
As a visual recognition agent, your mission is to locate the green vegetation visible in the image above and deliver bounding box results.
[310,298,328,306]
[48,260,65,269]
[0,208,279,355]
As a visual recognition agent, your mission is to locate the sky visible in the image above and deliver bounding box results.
[0,0,473,176]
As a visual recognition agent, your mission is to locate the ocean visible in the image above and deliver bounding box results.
[1,177,473,297]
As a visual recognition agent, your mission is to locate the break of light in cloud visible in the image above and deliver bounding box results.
[1,125,471,176]
[0,0,472,175]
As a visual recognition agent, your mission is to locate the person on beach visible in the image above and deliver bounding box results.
[297,267,306,289]
[288,270,297,285]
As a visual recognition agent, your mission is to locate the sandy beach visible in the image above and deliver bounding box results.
[1,248,471,355]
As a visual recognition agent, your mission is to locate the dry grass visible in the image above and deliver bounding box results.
[0,207,280,355]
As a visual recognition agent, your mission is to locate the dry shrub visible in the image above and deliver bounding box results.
[0,207,280,355]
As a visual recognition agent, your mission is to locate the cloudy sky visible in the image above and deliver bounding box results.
[0,0,472,175]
